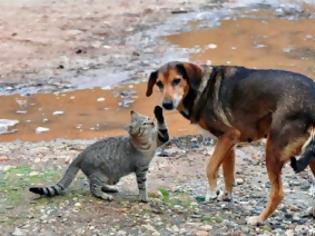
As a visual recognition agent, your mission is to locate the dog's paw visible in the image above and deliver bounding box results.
[205,189,218,202]
[217,191,232,202]
[246,215,263,226]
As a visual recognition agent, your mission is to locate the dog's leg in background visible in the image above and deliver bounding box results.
[218,148,235,201]
[206,130,239,201]
[307,162,315,216]
[247,137,284,225]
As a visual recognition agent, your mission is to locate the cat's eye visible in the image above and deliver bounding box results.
[172,78,181,86]
[156,81,163,89]
[143,122,154,126]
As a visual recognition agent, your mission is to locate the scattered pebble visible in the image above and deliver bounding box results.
[52,111,65,116]
[207,43,217,49]
[35,127,50,134]
[97,97,105,102]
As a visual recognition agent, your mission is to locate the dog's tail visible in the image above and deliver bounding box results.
[290,126,315,173]
[29,154,82,197]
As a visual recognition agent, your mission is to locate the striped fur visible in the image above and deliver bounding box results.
[290,127,315,173]
[29,106,169,201]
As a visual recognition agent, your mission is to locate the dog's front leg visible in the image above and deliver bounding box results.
[206,130,240,201]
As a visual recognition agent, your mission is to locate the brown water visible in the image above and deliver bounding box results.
[2,14,315,141]
[0,84,197,141]
[167,17,315,78]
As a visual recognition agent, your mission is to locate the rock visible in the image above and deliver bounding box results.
[236,178,244,185]
[143,224,160,236]
[12,227,27,236]
[35,127,50,134]
[52,111,64,116]
[285,229,294,236]
[171,225,179,233]
[207,43,217,49]
[0,155,9,162]
[16,110,27,114]
[0,119,19,134]
[306,207,315,217]
[295,225,308,235]
[171,8,188,14]
[29,171,39,176]
[195,230,208,236]
[97,97,105,102]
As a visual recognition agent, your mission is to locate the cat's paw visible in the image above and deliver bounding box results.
[154,106,164,123]
[99,193,113,201]
[139,191,148,203]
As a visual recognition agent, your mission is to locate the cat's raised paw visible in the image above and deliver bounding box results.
[154,106,164,123]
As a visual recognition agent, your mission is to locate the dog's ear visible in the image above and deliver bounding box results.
[146,70,158,97]
[176,63,203,90]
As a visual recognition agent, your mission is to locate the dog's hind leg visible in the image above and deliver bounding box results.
[247,117,308,225]
[206,129,240,201]
[247,137,284,225]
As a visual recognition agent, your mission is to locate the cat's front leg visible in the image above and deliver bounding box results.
[136,169,148,202]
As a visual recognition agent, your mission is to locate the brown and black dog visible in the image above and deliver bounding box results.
[146,61,315,225]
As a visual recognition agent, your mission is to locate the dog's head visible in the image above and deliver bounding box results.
[146,61,203,110]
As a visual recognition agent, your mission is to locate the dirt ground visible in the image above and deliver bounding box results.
[0,0,315,235]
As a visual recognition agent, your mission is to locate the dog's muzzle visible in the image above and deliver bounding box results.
[162,100,174,110]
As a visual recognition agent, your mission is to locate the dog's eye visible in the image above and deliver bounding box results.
[156,81,163,89]
[172,79,181,86]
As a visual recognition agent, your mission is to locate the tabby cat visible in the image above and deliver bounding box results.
[29,106,169,202]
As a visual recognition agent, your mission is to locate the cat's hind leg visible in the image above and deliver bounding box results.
[89,173,113,201]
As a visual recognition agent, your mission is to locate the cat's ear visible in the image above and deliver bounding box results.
[130,110,140,119]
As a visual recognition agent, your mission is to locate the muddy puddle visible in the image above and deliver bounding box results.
[0,84,198,142]
[167,16,315,78]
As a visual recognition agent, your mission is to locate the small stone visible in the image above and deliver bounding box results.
[207,43,217,49]
[195,230,208,236]
[236,178,244,185]
[285,229,294,236]
[74,202,81,207]
[0,155,9,162]
[295,225,308,235]
[12,227,27,236]
[16,110,27,114]
[171,225,179,232]
[35,127,50,134]
[52,111,64,116]
[97,97,105,102]
[29,171,39,176]
[143,224,160,236]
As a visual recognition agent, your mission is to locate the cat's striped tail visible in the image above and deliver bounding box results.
[29,155,81,197]
[154,106,169,146]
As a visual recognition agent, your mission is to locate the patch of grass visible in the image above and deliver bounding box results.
[158,187,170,203]
[202,215,224,224]
[0,165,61,207]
